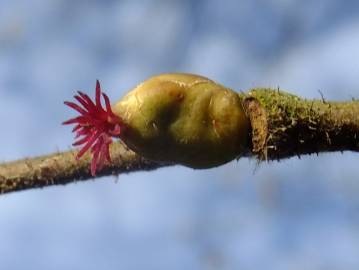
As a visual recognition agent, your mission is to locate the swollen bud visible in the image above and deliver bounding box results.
[112,73,250,168]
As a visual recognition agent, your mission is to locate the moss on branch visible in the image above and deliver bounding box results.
[242,89,359,160]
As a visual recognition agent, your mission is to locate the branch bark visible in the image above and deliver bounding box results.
[242,89,359,160]
[1,88,358,195]
[0,142,171,194]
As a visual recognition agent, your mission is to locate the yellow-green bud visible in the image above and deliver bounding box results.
[113,73,250,168]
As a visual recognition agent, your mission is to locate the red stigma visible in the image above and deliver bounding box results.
[63,80,123,176]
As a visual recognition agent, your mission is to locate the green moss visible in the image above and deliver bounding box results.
[245,88,359,160]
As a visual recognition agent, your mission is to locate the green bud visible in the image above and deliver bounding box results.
[113,73,250,168]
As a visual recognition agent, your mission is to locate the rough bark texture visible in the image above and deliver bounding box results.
[242,88,359,160]
[0,141,170,194]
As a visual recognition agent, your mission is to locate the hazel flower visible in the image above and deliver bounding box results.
[63,81,123,176]
[64,73,250,176]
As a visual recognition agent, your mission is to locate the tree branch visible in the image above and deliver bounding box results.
[1,88,358,195]
[0,142,171,194]
[243,89,359,160]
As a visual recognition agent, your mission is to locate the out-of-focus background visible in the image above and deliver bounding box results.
[1,0,359,269]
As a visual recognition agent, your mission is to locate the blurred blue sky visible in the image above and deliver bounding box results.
[1,0,359,269]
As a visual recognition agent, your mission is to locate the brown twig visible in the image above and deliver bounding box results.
[0,141,171,194]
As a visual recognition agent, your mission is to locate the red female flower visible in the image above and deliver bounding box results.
[63,81,123,176]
